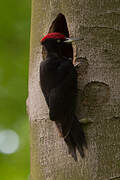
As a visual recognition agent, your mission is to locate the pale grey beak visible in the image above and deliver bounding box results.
[64,37,84,43]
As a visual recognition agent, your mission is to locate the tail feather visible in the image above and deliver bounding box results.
[64,134,77,161]
[64,115,87,161]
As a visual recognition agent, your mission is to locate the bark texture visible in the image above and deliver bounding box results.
[27,1,120,179]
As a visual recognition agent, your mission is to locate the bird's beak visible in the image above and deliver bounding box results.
[64,37,84,43]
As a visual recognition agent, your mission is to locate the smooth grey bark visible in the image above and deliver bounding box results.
[27,1,120,179]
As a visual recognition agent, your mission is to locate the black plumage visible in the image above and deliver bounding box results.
[40,35,86,161]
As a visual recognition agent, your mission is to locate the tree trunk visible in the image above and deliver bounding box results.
[27,1,120,179]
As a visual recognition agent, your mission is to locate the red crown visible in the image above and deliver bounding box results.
[40,32,66,42]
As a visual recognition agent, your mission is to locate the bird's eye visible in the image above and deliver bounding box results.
[57,39,61,43]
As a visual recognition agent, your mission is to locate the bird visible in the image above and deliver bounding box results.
[40,32,87,161]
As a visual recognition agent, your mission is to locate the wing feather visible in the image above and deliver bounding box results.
[48,60,77,136]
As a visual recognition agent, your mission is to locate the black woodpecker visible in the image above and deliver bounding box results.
[40,32,87,161]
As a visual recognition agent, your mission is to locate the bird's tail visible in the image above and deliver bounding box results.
[64,115,87,161]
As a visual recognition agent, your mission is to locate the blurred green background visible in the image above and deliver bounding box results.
[0,0,31,179]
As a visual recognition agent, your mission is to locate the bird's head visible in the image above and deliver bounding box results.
[40,32,83,54]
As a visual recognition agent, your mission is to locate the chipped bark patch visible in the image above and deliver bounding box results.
[83,81,110,106]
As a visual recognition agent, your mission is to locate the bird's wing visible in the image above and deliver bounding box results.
[40,84,49,107]
[49,60,77,137]
[40,60,50,107]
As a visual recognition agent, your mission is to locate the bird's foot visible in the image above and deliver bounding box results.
[74,61,81,67]
[74,57,88,67]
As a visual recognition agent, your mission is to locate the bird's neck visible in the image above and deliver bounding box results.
[46,49,62,58]
[47,51,59,58]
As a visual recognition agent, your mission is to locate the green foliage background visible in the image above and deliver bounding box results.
[0,0,31,179]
